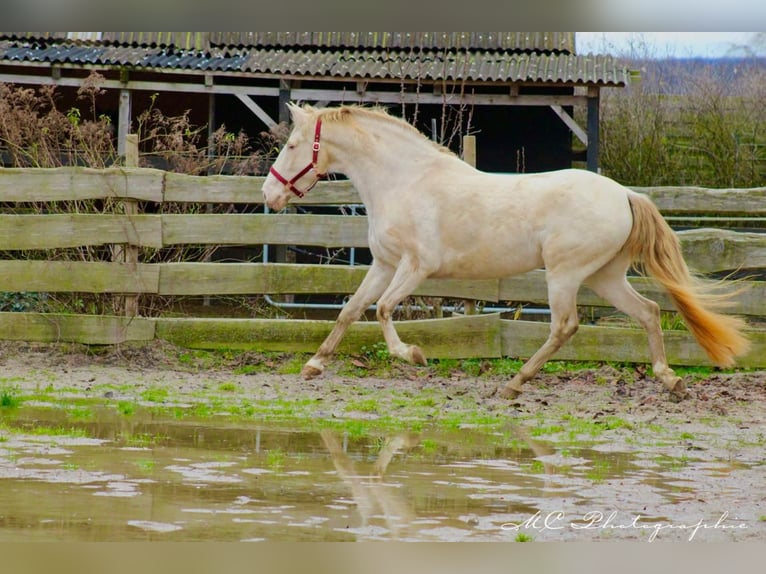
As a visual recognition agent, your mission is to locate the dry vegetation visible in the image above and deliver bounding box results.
[598,56,766,187]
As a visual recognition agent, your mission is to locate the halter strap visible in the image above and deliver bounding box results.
[269,119,326,198]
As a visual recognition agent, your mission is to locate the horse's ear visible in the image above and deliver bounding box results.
[286,102,309,125]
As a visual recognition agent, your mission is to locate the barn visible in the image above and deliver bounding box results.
[0,32,628,173]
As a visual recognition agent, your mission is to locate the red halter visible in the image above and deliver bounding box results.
[269,119,326,198]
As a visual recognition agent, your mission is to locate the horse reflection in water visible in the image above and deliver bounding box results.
[320,427,560,540]
[262,103,749,400]
[320,430,420,539]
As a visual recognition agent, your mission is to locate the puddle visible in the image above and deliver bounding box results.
[0,406,763,541]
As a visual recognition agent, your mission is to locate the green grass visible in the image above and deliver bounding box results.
[345,398,379,413]
[515,532,535,542]
[140,387,169,403]
[0,387,22,409]
[120,432,167,447]
[118,401,136,416]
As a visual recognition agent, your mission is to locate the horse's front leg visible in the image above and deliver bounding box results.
[302,260,395,379]
[375,259,429,366]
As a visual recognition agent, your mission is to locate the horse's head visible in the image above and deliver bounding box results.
[262,103,326,211]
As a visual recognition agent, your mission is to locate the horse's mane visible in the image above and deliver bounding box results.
[310,104,456,156]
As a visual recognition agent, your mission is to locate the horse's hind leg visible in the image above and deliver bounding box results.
[585,257,688,398]
[302,260,395,379]
[498,274,581,399]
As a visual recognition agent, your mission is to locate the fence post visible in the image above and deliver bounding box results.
[462,135,477,315]
[117,134,140,317]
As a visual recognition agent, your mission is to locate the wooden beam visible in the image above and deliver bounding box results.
[291,88,587,107]
[0,312,155,345]
[550,104,587,146]
[117,89,131,156]
[0,167,165,202]
[0,260,160,294]
[0,73,279,98]
[278,79,292,124]
[0,214,163,249]
[234,94,276,128]
[156,313,503,359]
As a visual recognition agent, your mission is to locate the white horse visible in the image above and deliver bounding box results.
[261,103,750,399]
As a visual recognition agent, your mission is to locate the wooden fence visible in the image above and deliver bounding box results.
[1,166,765,367]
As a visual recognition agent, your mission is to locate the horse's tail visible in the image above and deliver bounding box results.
[624,192,750,367]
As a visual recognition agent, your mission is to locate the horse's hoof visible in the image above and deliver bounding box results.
[410,345,427,366]
[668,378,691,400]
[301,364,323,380]
[498,385,522,400]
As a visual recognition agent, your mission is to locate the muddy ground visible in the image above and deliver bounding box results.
[2,340,764,425]
[1,340,765,541]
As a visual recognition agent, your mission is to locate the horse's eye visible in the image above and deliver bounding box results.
[287,143,296,150]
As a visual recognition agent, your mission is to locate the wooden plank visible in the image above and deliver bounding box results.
[679,228,766,273]
[498,270,766,317]
[0,261,160,294]
[156,313,503,359]
[500,319,766,368]
[291,88,587,108]
[632,186,766,216]
[161,214,369,247]
[164,172,261,204]
[0,312,155,345]
[164,174,360,205]
[158,262,498,300]
[0,167,164,203]
[0,214,163,249]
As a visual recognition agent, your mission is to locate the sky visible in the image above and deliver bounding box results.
[576,32,762,58]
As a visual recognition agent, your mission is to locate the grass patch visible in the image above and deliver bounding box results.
[118,401,136,416]
[0,387,22,409]
[515,532,535,542]
[140,387,169,403]
[345,398,379,413]
[119,432,167,447]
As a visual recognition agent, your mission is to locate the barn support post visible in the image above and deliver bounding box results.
[117,88,132,157]
[115,134,139,317]
[279,79,292,123]
[586,86,600,173]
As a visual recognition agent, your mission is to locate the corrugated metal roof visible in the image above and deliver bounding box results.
[0,35,627,85]
[208,32,575,53]
[0,41,248,72]
[240,48,626,84]
[2,32,575,53]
